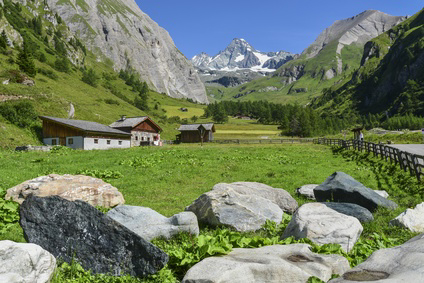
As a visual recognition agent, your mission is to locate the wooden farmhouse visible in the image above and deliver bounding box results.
[177,123,215,143]
[40,116,131,150]
[109,116,162,146]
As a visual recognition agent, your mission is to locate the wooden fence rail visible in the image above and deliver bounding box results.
[212,138,315,144]
[315,138,424,182]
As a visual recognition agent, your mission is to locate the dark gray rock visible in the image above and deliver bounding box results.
[313,172,397,212]
[321,202,374,223]
[20,195,168,278]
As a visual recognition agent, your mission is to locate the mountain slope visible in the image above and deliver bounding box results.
[313,8,424,117]
[208,10,406,104]
[41,0,208,103]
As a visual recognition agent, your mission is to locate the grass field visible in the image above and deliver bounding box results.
[0,143,422,282]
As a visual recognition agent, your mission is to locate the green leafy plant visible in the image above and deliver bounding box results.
[76,169,123,179]
[0,187,20,234]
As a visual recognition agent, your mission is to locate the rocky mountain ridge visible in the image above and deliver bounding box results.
[12,0,208,103]
[192,38,295,72]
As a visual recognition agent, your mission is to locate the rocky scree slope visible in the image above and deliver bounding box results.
[275,10,406,83]
[313,8,424,116]
[23,0,208,103]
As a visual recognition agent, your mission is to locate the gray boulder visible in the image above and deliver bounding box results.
[374,190,389,198]
[182,244,350,283]
[186,182,298,232]
[20,195,168,278]
[330,233,424,283]
[313,172,397,212]
[389,202,424,233]
[321,202,374,223]
[296,184,318,200]
[107,205,199,241]
[282,203,363,252]
[0,240,56,283]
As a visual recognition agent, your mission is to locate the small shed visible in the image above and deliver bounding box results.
[40,116,131,150]
[177,123,215,143]
[109,116,162,146]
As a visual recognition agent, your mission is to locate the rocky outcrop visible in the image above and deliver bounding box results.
[6,174,125,208]
[0,240,56,283]
[282,203,363,252]
[186,182,298,232]
[44,0,207,103]
[390,202,424,233]
[182,244,350,283]
[20,195,168,277]
[330,233,424,283]
[107,205,199,241]
[313,172,397,212]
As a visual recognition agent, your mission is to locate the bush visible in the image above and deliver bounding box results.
[37,68,58,80]
[0,100,38,128]
[54,56,71,73]
[81,68,98,87]
[104,98,120,105]
[2,69,27,83]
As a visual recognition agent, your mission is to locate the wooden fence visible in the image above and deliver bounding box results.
[212,138,315,144]
[315,138,424,182]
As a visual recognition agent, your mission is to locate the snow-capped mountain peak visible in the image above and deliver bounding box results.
[191,38,295,72]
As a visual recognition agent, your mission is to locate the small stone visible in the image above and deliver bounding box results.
[389,202,424,233]
[296,184,318,200]
[374,190,389,198]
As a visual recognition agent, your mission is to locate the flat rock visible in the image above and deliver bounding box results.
[107,205,199,241]
[321,202,374,223]
[296,184,318,200]
[330,233,424,283]
[313,172,397,212]
[186,182,298,232]
[20,195,168,277]
[389,202,424,233]
[374,190,389,198]
[0,240,56,283]
[282,203,363,252]
[6,174,124,208]
[182,244,350,283]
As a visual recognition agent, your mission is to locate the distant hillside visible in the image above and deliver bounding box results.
[0,0,206,148]
[312,8,424,117]
[207,10,406,105]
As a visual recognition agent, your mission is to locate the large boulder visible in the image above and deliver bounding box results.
[107,205,199,241]
[330,233,424,283]
[20,195,168,278]
[182,244,350,283]
[6,174,124,208]
[0,240,56,283]
[186,182,298,232]
[296,184,318,200]
[313,172,397,212]
[321,202,374,223]
[282,203,363,252]
[389,202,424,233]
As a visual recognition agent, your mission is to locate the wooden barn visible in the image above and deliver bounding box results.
[109,116,162,146]
[40,116,131,150]
[177,123,215,143]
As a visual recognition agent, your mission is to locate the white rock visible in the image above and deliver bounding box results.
[6,174,124,208]
[0,240,56,283]
[107,205,199,241]
[389,202,424,233]
[374,190,389,198]
[282,203,363,252]
[296,184,318,200]
[182,244,350,283]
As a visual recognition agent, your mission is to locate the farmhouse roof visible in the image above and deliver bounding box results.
[39,116,131,136]
[178,123,215,132]
[109,116,162,131]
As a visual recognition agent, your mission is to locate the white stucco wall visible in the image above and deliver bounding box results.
[131,131,160,146]
[43,137,59,146]
[83,137,130,150]
[66,136,84,149]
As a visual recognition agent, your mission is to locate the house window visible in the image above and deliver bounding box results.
[119,141,122,145]
[135,136,138,141]
[51,139,57,145]
[107,140,111,145]
[68,138,73,145]
[94,139,98,144]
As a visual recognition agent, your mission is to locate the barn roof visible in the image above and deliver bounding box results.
[109,116,162,132]
[178,123,215,132]
[39,116,131,136]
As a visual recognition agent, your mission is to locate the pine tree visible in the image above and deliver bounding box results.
[17,41,36,77]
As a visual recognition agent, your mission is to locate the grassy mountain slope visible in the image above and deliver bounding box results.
[313,9,424,117]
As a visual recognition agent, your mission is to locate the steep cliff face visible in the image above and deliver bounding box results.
[42,0,208,103]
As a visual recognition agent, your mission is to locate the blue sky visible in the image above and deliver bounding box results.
[135,1,422,59]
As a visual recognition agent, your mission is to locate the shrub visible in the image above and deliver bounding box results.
[104,98,120,105]
[54,56,71,73]
[37,68,58,80]
[0,100,38,128]
[81,68,98,87]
